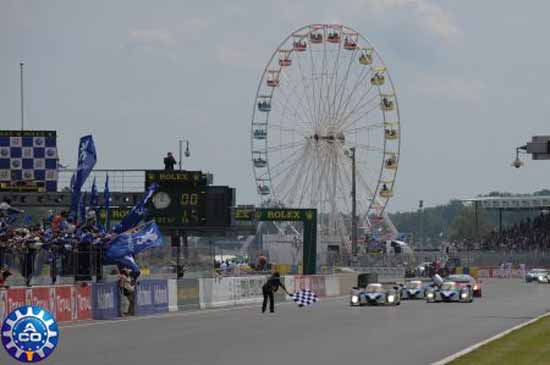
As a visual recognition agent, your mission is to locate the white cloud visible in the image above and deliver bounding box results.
[413,73,486,102]
[330,0,461,43]
[127,28,177,49]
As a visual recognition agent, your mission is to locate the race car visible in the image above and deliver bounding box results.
[426,281,474,303]
[446,274,482,297]
[525,268,549,283]
[350,283,401,306]
[400,280,432,300]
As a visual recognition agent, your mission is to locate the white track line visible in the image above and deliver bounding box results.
[431,311,550,365]
[60,295,347,330]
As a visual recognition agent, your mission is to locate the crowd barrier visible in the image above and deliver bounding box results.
[176,279,200,311]
[199,275,270,309]
[477,268,527,279]
[0,271,395,323]
[1,284,92,323]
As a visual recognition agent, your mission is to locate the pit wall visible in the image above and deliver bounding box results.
[0,273,363,323]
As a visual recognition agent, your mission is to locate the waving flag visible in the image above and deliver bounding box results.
[292,289,318,307]
[105,221,164,260]
[114,182,158,234]
[90,177,99,207]
[70,135,97,219]
[104,173,111,230]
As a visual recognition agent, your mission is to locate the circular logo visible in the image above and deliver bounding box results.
[152,192,171,209]
[1,305,59,363]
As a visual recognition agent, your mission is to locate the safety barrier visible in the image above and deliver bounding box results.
[199,275,269,309]
[352,267,405,281]
[135,280,169,316]
[1,273,401,322]
[176,279,200,311]
[477,268,526,279]
[0,284,92,323]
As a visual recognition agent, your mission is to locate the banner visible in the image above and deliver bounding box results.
[8,288,25,313]
[55,286,73,322]
[136,280,169,316]
[70,135,97,218]
[75,285,92,321]
[92,282,120,320]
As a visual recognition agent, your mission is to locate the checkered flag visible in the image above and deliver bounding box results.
[292,289,318,307]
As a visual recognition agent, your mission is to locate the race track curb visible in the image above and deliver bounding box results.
[431,310,550,364]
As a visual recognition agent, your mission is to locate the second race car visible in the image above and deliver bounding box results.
[426,280,474,303]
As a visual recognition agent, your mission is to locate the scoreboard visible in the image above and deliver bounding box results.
[0,130,58,192]
[145,170,234,229]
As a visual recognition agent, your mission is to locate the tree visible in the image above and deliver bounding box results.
[449,206,493,241]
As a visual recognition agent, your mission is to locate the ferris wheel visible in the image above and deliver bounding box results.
[251,24,401,252]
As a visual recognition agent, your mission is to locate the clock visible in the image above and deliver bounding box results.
[152,192,171,209]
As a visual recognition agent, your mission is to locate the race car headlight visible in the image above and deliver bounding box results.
[427,292,434,299]
[538,276,546,282]
[461,292,468,299]
[351,295,359,304]
[387,295,395,303]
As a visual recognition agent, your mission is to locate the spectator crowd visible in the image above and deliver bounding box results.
[481,213,550,251]
[0,198,114,286]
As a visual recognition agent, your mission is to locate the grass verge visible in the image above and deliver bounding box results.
[450,314,550,365]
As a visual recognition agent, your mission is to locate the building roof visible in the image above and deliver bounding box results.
[462,196,550,210]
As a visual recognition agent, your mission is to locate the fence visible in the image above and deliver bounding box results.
[58,169,146,193]
[454,250,550,268]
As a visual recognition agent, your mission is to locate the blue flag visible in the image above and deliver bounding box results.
[104,173,111,230]
[119,255,140,273]
[79,192,87,225]
[90,177,99,207]
[105,221,164,260]
[70,135,97,219]
[114,182,158,234]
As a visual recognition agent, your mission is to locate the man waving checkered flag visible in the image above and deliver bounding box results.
[292,289,318,307]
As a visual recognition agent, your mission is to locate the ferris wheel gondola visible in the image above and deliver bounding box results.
[250,24,401,254]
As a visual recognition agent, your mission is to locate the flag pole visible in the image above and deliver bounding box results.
[19,61,24,131]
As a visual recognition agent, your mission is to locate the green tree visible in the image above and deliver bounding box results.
[449,206,493,241]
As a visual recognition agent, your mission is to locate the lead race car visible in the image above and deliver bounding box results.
[350,283,401,306]
[426,280,474,303]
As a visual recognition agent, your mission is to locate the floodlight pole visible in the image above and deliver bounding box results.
[20,62,24,131]
[350,147,358,257]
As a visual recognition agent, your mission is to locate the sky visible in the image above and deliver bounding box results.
[1,0,549,213]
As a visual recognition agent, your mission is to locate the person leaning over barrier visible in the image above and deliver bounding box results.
[119,269,136,317]
[262,272,291,313]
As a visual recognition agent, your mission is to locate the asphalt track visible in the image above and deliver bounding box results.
[3,279,550,365]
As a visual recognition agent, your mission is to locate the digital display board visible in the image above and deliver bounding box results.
[145,170,233,229]
[0,130,58,192]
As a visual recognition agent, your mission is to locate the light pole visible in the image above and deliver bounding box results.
[345,147,358,257]
[418,200,424,251]
[20,61,24,131]
[178,139,191,170]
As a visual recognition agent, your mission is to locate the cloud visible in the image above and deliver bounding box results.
[368,0,461,42]
[127,28,177,49]
[413,73,486,103]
